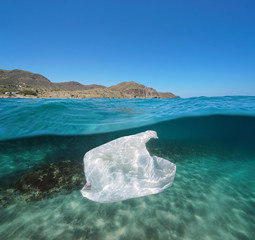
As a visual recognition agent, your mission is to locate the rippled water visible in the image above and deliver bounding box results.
[0,96,254,140]
[0,97,255,239]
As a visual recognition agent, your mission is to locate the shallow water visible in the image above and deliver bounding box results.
[1,146,254,240]
[0,97,255,239]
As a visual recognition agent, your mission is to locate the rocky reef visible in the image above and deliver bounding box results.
[0,160,84,207]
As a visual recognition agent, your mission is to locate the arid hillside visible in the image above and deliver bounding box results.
[0,69,179,99]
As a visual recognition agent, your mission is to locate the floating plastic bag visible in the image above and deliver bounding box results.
[81,130,176,203]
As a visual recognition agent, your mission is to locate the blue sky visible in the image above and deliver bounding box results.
[1,0,255,97]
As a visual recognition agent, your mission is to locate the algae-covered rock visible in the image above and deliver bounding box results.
[0,160,84,207]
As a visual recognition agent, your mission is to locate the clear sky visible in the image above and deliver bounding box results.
[1,0,255,97]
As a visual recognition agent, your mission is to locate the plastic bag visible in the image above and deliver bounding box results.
[81,130,176,203]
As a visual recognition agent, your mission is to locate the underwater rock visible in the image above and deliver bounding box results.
[81,130,176,203]
[0,160,84,207]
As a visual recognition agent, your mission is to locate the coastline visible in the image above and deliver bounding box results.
[0,69,179,99]
[0,94,179,99]
[1,95,37,99]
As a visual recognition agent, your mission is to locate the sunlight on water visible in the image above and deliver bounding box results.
[1,151,254,240]
[0,97,255,239]
[0,96,255,140]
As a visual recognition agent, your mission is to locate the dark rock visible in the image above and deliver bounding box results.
[0,160,85,207]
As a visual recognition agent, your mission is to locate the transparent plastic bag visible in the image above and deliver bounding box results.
[81,131,176,203]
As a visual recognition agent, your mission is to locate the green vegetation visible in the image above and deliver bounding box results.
[20,90,37,96]
[0,89,7,94]
[0,89,12,94]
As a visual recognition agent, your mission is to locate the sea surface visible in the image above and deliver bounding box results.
[0,96,255,240]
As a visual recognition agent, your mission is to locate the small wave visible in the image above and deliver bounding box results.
[0,96,255,141]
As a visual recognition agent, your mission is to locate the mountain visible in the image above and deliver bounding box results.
[109,81,176,98]
[0,69,179,98]
[54,81,105,91]
[0,69,58,90]
[109,81,158,98]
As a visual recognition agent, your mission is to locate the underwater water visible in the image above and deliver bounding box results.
[0,96,255,240]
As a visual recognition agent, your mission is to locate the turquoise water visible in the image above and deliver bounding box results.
[1,96,254,141]
[0,97,255,239]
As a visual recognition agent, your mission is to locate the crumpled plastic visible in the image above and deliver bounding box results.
[81,130,176,203]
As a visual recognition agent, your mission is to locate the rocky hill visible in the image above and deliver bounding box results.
[109,81,176,98]
[55,81,105,91]
[0,69,58,90]
[0,69,179,98]
[109,81,158,98]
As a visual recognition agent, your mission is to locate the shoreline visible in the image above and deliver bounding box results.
[0,94,179,99]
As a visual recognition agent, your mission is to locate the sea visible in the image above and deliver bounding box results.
[0,96,255,240]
